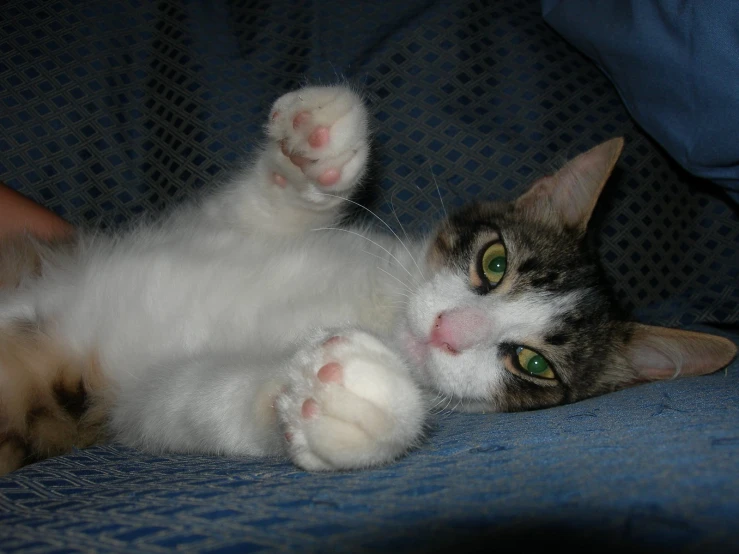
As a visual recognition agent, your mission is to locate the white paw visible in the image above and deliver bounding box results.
[265,86,370,202]
[276,330,426,471]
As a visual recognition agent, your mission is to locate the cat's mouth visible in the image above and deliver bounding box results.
[428,335,460,355]
[397,326,459,372]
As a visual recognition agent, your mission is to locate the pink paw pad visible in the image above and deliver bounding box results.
[302,398,319,419]
[293,111,310,129]
[308,126,330,148]
[318,168,341,187]
[272,172,287,188]
[317,362,343,384]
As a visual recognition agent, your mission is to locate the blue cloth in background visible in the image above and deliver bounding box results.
[542,0,739,202]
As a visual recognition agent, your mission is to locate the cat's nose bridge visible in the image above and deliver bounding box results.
[430,308,492,353]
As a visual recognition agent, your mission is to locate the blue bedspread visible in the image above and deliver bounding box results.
[0,0,737,551]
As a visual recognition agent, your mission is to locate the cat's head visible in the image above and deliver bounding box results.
[398,138,737,412]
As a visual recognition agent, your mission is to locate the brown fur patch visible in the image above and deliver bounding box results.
[426,224,455,271]
[0,233,76,288]
[0,322,110,475]
[0,235,43,288]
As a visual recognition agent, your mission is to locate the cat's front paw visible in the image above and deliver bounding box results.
[276,330,426,471]
[266,86,369,202]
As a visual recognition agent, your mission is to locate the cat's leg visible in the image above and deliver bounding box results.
[277,329,427,471]
[110,352,290,458]
[111,330,427,471]
[206,86,370,234]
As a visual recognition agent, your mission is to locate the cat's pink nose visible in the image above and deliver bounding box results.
[429,309,490,354]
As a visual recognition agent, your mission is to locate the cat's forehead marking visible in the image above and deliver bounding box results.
[439,203,587,294]
[426,223,457,271]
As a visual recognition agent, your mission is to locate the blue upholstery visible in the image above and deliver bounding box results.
[1,0,737,551]
[542,0,739,202]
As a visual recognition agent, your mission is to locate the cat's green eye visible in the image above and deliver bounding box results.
[481,242,507,285]
[515,346,555,379]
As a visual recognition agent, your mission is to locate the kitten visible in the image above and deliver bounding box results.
[0,86,735,474]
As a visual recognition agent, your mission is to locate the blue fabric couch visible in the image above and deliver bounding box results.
[1,0,737,551]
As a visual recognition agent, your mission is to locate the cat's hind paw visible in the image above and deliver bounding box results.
[266,86,370,202]
[276,330,426,471]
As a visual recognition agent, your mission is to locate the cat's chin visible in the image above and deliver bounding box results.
[395,325,458,392]
[396,330,499,413]
[395,324,498,408]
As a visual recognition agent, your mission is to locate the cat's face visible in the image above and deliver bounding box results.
[399,201,629,411]
[396,138,736,412]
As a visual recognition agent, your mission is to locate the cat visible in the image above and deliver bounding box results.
[0,85,735,474]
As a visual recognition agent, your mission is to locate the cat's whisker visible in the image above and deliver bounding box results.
[429,402,446,415]
[424,167,449,219]
[311,193,425,285]
[373,276,412,299]
[432,404,453,417]
[439,394,456,415]
[427,394,442,411]
[449,398,463,415]
[375,298,410,308]
[430,171,449,222]
[328,60,340,83]
[359,248,415,293]
[389,195,426,281]
[311,227,417,284]
[429,393,451,414]
[375,302,410,311]
[376,267,413,296]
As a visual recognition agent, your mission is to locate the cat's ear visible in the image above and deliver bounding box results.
[515,137,624,232]
[622,324,737,384]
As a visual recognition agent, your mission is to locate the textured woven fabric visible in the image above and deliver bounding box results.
[0,0,737,552]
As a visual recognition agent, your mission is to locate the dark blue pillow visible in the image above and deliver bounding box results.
[542,0,739,202]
